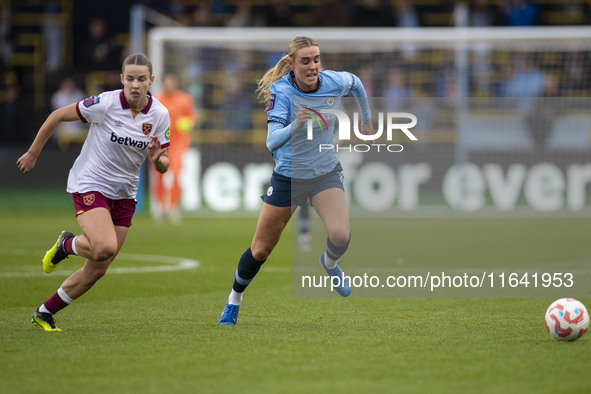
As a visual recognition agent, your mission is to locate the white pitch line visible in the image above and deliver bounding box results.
[0,251,199,278]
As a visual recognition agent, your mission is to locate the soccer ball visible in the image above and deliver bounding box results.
[544,298,589,341]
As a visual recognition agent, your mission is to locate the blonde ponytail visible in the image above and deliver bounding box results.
[256,36,319,107]
[256,55,291,104]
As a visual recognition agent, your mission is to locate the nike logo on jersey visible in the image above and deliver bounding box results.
[110,132,149,150]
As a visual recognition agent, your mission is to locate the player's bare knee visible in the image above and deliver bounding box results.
[92,243,117,262]
[329,231,350,247]
[95,249,116,262]
[251,245,271,261]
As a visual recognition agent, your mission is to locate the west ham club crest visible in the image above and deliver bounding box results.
[83,193,95,206]
[142,123,152,135]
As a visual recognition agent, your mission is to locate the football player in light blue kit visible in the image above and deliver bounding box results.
[219,36,374,324]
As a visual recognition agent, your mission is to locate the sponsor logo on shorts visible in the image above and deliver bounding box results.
[267,186,273,196]
[83,193,95,206]
[142,123,153,136]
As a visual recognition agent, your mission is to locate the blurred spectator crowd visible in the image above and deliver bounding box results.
[1,0,591,146]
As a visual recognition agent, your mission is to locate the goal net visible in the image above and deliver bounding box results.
[148,27,591,216]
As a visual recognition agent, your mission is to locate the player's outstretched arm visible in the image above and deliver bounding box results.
[17,103,80,174]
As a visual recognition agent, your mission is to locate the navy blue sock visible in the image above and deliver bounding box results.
[326,234,351,261]
[232,247,266,293]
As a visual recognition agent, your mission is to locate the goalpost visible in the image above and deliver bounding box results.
[148,27,591,216]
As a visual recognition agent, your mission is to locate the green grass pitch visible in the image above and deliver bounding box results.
[0,212,590,393]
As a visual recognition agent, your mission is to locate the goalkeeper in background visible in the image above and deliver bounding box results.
[219,36,374,325]
[151,71,197,224]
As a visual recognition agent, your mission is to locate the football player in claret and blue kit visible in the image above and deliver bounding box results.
[218,36,375,325]
[17,53,171,331]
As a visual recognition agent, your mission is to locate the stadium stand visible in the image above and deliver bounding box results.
[1,0,591,147]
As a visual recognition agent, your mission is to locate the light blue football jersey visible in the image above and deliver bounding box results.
[266,70,369,179]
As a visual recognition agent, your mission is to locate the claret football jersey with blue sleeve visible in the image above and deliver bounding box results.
[68,90,171,200]
[266,70,369,179]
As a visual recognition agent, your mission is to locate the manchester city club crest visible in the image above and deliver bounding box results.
[142,123,153,135]
[83,193,95,206]
[326,97,335,106]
